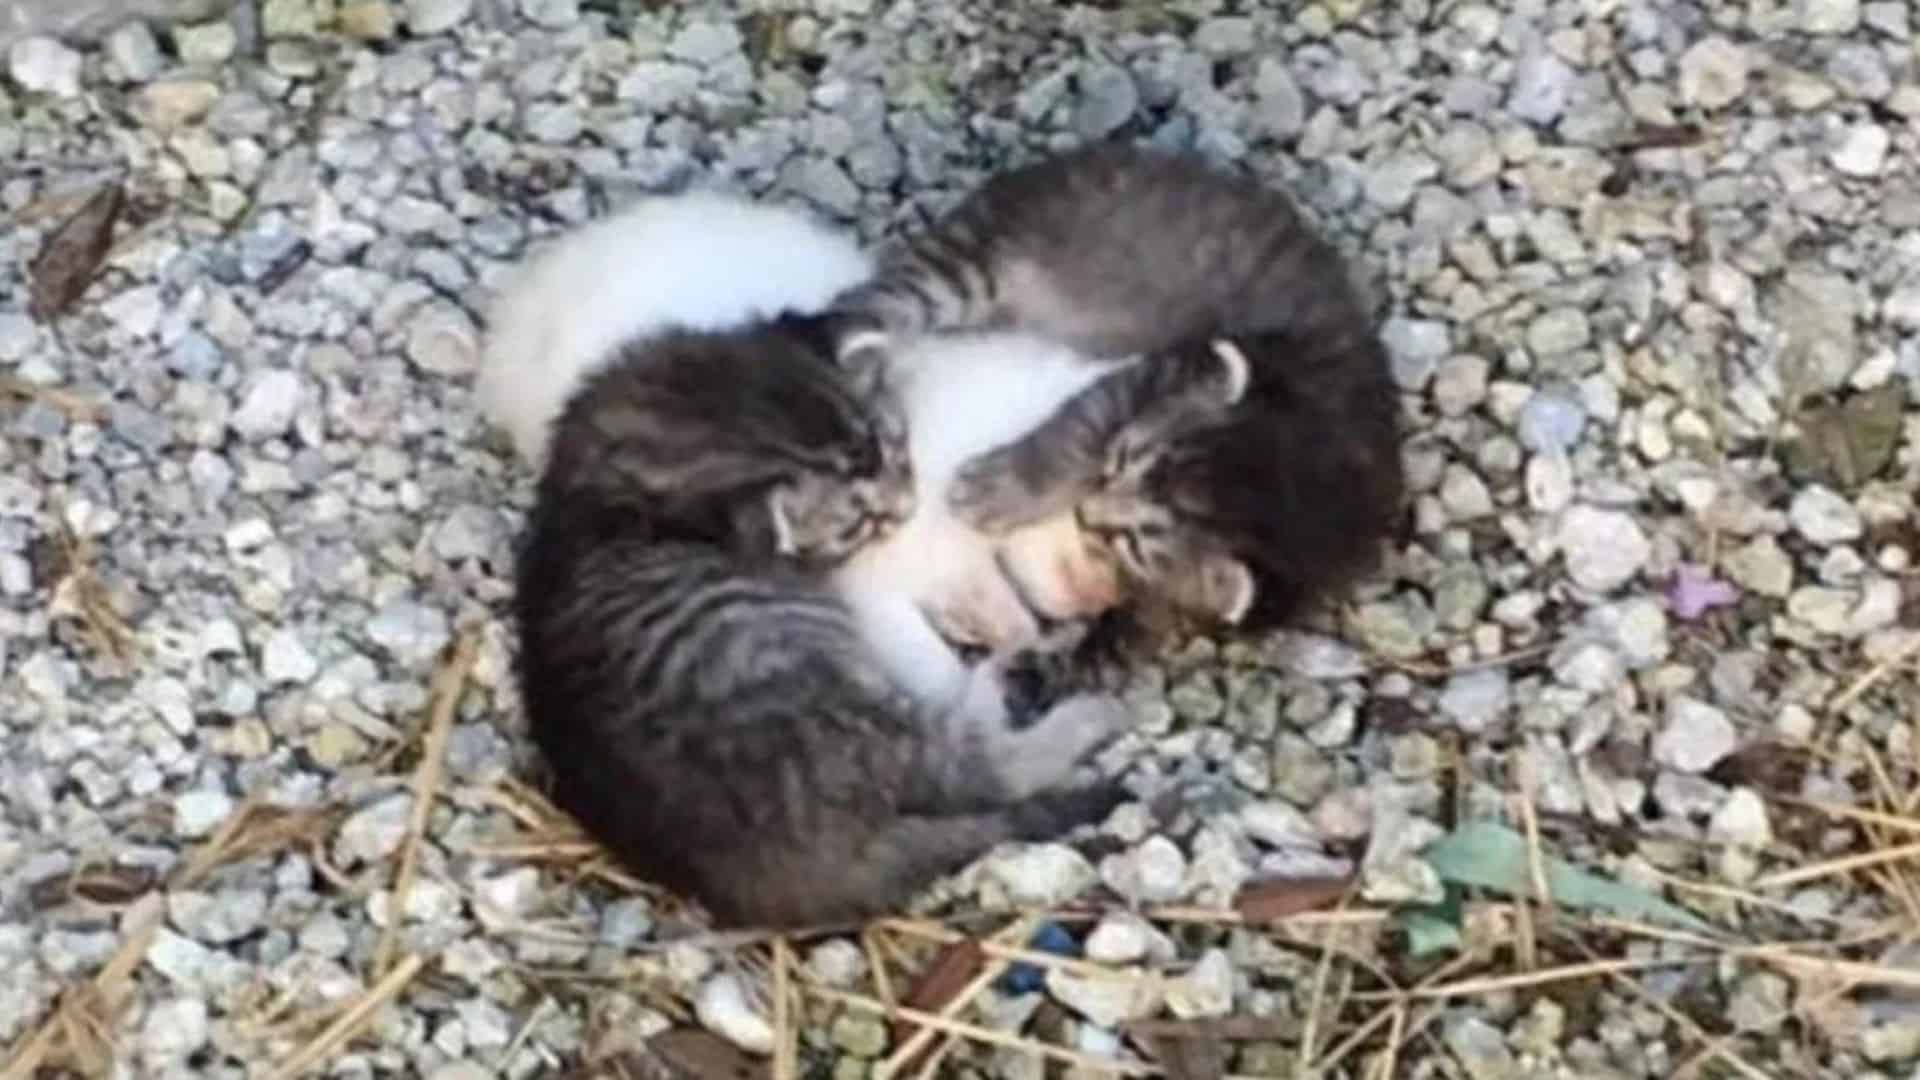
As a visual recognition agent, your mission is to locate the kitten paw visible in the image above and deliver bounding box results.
[947,452,1044,535]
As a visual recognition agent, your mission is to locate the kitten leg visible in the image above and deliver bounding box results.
[977,692,1138,800]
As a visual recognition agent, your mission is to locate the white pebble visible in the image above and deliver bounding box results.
[1557,505,1651,593]
[1165,948,1235,1019]
[1830,124,1890,178]
[986,843,1096,906]
[172,789,235,838]
[1790,486,1864,545]
[695,971,774,1055]
[261,628,319,684]
[1654,697,1737,774]
[8,36,83,97]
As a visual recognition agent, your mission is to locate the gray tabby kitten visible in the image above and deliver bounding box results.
[514,313,1134,931]
[828,139,1406,640]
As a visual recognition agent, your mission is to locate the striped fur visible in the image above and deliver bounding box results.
[827,139,1407,635]
[516,318,1135,930]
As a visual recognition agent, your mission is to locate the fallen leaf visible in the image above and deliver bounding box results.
[1420,820,1716,935]
[1783,385,1905,489]
[1707,741,1809,794]
[1144,1034,1228,1080]
[27,865,159,909]
[889,937,984,1044]
[1233,874,1355,923]
[632,1029,767,1080]
[1400,887,1466,958]
[27,181,126,323]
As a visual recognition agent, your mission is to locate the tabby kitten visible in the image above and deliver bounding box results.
[515,318,1137,929]
[826,139,1406,634]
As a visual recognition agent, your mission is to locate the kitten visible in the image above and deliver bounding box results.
[485,193,1139,928]
[826,139,1406,635]
[516,322,1137,930]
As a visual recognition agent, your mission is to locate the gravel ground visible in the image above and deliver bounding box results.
[4,0,1920,1077]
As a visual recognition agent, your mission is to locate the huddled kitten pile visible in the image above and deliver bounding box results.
[478,140,1406,930]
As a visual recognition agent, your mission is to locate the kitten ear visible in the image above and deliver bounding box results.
[1189,553,1255,626]
[838,333,894,402]
[765,486,798,556]
[1208,338,1251,405]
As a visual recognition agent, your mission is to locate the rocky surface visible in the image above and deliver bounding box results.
[2,0,1919,1076]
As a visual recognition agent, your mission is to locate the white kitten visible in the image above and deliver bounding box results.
[476,189,873,469]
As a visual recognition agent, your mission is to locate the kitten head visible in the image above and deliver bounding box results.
[1072,339,1257,626]
[1091,327,1405,631]
[759,314,915,564]
[545,315,916,563]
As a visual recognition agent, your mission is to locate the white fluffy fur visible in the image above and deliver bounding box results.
[830,333,1120,707]
[477,189,874,469]
[478,190,1112,712]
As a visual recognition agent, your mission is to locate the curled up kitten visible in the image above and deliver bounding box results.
[827,139,1407,645]
[515,320,1137,930]
[487,194,1140,929]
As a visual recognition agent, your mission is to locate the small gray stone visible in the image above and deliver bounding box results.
[1099,835,1187,904]
[1073,64,1139,139]
[8,36,83,97]
[1800,0,1861,33]
[1516,384,1587,453]
[173,789,235,838]
[406,303,478,376]
[404,0,471,35]
[1445,1016,1520,1080]
[1655,697,1737,773]
[1526,308,1591,356]
[667,21,741,65]
[1708,787,1771,848]
[261,628,319,684]
[1364,151,1439,211]
[365,599,451,667]
[1508,49,1574,126]
[1438,669,1511,734]
[105,21,165,82]
[140,997,210,1064]
[336,793,413,865]
[1790,486,1863,545]
[1192,16,1255,56]
[231,369,303,440]
[1381,317,1450,390]
[173,20,237,65]
[1677,37,1747,110]
[781,156,862,218]
[1252,59,1305,139]
[1724,536,1794,596]
[518,0,578,29]
[986,844,1096,906]
[523,103,583,144]
[1557,505,1650,593]
[1830,124,1891,177]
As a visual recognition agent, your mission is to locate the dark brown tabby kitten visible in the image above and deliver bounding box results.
[827,139,1406,636]
[514,313,1135,930]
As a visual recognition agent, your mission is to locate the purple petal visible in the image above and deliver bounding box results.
[1667,563,1740,619]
